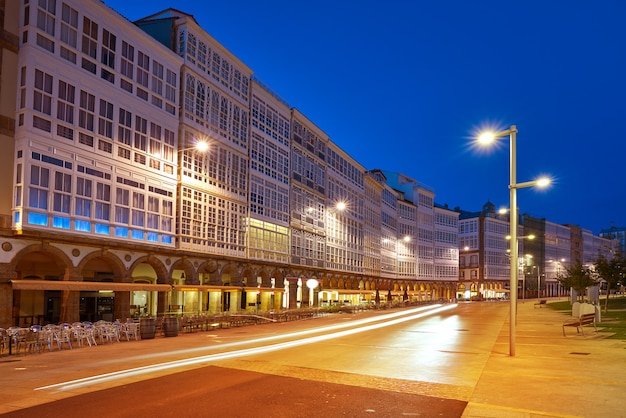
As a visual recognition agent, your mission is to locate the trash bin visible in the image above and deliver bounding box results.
[139,317,156,340]
[163,316,179,337]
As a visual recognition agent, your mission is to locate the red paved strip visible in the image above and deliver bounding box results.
[4,365,467,417]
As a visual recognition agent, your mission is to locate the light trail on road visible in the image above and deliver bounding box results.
[36,304,456,392]
[109,303,449,362]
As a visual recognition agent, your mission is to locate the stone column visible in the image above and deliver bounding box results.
[114,291,131,322]
[289,280,299,308]
[59,269,82,324]
[114,273,132,322]
[0,283,13,327]
[59,289,80,324]
[0,265,17,327]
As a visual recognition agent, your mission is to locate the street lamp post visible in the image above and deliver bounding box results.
[478,125,550,357]
[537,266,541,301]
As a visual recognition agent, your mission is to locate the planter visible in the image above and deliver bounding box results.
[163,316,179,337]
[139,317,156,340]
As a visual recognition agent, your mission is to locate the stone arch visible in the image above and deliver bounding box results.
[128,255,169,284]
[76,249,127,282]
[219,262,241,286]
[346,276,358,290]
[197,259,220,285]
[268,268,285,285]
[336,276,345,289]
[10,243,73,280]
[254,268,270,287]
[241,265,255,286]
[170,259,197,284]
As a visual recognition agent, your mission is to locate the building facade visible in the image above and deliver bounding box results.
[599,226,626,255]
[1,1,457,327]
[458,203,616,301]
[458,202,519,300]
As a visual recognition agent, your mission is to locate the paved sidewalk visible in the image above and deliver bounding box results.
[463,298,626,418]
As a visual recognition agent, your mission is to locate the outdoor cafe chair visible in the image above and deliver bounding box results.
[98,323,120,344]
[7,326,26,354]
[23,328,40,354]
[53,323,73,350]
[122,321,139,341]
[36,325,54,352]
[72,323,97,347]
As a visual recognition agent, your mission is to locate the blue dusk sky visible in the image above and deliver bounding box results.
[104,0,626,235]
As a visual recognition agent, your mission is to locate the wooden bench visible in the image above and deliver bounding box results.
[562,313,597,336]
[534,299,547,308]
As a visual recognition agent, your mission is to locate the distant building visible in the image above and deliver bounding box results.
[456,203,616,300]
[599,226,626,254]
[383,171,459,301]
[457,201,519,300]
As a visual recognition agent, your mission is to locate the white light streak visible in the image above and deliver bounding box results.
[36,304,456,392]
[100,305,446,362]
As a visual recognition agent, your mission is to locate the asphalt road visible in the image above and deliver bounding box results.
[0,303,507,417]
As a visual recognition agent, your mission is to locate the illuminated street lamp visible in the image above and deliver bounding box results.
[306,278,319,307]
[477,125,551,356]
[178,139,210,182]
[179,139,209,154]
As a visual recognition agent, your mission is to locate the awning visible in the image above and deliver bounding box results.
[173,285,284,293]
[320,289,370,295]
[10,279,171,292]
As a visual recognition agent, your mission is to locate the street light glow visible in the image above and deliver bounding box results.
[506,234,535,240]
[180,139,210,153]
[536,177,550,188]
[478,131,496,144]
[195,141,209,152]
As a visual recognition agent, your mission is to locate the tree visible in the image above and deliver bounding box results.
[594,251,626,313]
[556,260,597,302]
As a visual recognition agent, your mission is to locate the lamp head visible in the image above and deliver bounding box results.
[478,131,496,145]
[535,177,550,188]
